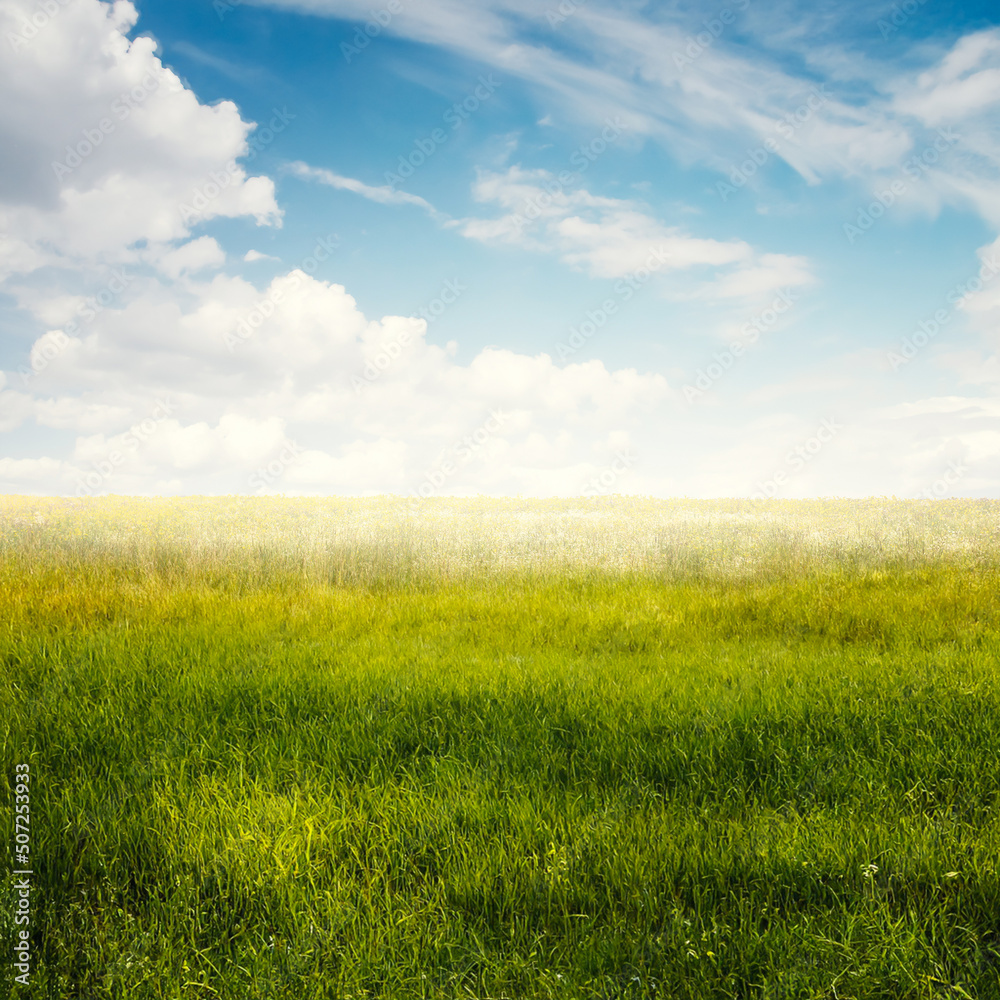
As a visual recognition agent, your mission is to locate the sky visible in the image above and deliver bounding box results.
[1,0,999,499]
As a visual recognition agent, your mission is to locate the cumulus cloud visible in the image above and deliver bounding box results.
[153,237,226,279]
[2,256,997,500]
[1,0,997,500]
[0,0,281,274]
[1,266,675,496]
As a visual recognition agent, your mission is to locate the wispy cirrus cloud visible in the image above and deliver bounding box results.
[291,158,814,301]
[260,0,1000,228]
[287,161,446,219]
[2,0,999,501]
[450,165,813,302]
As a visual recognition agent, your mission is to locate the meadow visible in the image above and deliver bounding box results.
[2,494,1000,999]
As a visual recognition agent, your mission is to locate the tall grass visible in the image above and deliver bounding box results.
[2,496,1000,999]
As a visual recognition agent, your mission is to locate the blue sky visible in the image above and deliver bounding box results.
[1,0,999,497]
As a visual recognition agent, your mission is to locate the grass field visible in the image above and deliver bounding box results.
[3,495,1000,999]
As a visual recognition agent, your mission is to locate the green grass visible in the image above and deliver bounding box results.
[2,497,1000,998]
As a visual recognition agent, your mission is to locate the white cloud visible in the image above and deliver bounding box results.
[931,235,1000,387]
[254,1,908,178]
[0,457,64,483]
[893,30,1000,127]
[1,266,678,496]
[453,166,812,302]
[288,162,444,219]
[255,0,1000,235]
[1,0,997,500]
[292,159,813,303]
[2,259,997,499]
[153,237,226,279]
[882,30,1000,226]
[0,0,281,274]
